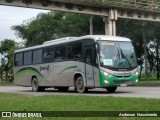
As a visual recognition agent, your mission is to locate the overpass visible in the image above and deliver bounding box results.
[1,0,160,35]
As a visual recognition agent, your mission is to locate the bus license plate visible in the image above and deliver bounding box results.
[120,84,127,87]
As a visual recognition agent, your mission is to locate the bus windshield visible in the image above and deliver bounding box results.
[98,41,137,70]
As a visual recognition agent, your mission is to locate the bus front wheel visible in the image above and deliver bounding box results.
[106,86,117,93]
[31,78,45,92]
[76,76,88,93]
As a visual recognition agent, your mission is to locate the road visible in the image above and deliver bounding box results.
[0,86,160,99]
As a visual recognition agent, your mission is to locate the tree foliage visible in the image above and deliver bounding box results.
[0,39,17,81]
[12,11,91,46]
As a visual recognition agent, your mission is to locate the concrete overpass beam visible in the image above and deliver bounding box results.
[103,9,117,36]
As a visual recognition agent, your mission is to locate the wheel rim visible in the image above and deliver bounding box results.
[32,80,37,91]
[76,78,84,91]
[78,80,83,90]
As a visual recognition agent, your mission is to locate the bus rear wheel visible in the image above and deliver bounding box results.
[31,78,45,92]
[106,86,117,93]
[76,76,88,93]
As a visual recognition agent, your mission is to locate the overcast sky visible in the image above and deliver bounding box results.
[0,5,48,42]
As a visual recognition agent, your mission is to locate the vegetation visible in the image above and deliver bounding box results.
[0,39,18,82]
[0,92,160,119]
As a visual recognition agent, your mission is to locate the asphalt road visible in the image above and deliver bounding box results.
[0,86,160,99]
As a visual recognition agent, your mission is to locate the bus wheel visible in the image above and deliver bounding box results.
[57,87,69,92]
[31,78,45,92]
[76,76,88,93]
[106,86,117,93]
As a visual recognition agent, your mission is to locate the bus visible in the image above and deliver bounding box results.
[14,35,138,93]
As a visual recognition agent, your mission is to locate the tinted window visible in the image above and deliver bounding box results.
[24,51,32,65]
[55,44,66,61]
[43,47,54,63]
[33,49,42,64]
[68,41,82,59]
[14,52,23,66]
[86,49,92,64]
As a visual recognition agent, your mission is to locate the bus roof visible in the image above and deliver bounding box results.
[14,35,131,53]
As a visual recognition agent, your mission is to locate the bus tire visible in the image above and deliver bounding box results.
[57,87,69,92]
[31,78,45,92]
[76,76,88,93]
[106,86,117,93]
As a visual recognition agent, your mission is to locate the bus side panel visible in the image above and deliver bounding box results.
[14,66,33,86]
[53,61,75,86]
[74,61,86,86]
[14,65,49,87]
[93,67,100,87]
[38,63,54,87]
[53,61,86,87]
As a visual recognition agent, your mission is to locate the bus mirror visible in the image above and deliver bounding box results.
[96,43,100,54]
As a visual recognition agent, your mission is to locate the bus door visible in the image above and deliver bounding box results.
[85,46,95,87]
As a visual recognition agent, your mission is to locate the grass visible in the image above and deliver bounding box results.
[0,81,14,86]
[139,80,160,83]
[0,93,159,120]
[0,92,160,111]
[139,77,160,83]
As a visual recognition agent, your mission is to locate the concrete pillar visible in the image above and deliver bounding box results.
[108,20,113,36]
[103,9,117,36]
[90,15,93,35]
[112,20,116,36]
[103,17,108,35]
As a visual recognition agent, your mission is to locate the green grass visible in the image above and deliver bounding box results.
[0,92,159,111]
[0,93,159,120]
[139,77,160,83]
[139,80,160,83]
[0,81,14,86]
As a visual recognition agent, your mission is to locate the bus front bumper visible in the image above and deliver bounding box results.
[99,71,138,87]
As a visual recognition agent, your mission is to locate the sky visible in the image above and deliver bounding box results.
[0,5,48,42]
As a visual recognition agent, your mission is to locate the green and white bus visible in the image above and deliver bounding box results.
[14,35,138,93]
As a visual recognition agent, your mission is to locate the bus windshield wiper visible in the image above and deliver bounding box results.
[119,48,132,68]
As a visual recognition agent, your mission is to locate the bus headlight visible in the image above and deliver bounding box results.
[102,71,110,77]
[135,72,139,76]
[104,80,109,84]
[100,67,110,77]
[103,71,109,76]
[136,79,138,83]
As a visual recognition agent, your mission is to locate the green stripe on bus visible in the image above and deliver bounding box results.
[59,66,77,74]
[15,67,44,80]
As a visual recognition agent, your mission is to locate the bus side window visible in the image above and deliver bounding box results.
[14,52,23,66]
[33,49,42,64]
[42,47,54,63]
[23,51,32,65]
[55,44,66,61]
[68,41,82,60]
[86,49,92,64]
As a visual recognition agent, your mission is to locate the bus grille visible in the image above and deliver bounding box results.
[113,80,132,85]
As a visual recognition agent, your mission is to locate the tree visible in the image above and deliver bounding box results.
[0,39,17,82]
[12,11,91,47]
